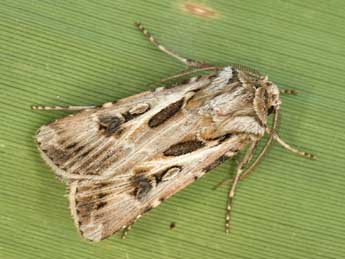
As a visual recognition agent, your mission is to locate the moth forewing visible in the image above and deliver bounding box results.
[34,23,313,241]
[35,65,262,240]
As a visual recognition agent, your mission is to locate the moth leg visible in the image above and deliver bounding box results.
[135,22,209,68]
[225,141,257,233]
[224,109,280,229]
[31,105,97,111]
[121,214,142,239]
[239,108,281,180]
[269,131,315,159]
[213,142,258,190]
[239,134,275,181]
[280,89,297,95]
[121,224,133,239]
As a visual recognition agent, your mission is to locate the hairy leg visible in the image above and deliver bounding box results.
[224,141,257,233]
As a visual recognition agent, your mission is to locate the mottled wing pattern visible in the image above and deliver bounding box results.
[69,134,248,241]
[36,76,212,181]
[36,67,264,241]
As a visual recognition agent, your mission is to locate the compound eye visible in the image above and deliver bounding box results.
[272,95,282,106]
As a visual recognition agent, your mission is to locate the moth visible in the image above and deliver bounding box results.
[32,22,314,242]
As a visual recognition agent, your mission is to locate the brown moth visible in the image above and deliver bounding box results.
[32,23,314,241]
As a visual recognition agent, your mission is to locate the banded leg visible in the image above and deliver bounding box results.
[135,22,209,68]
[121,224,133,239]
[239,110,314,181]
[225,141,257,233]
[213,142,258,190]
[31,105,97,111]
[121,214,142,239]
[121,211,145,239]
[224,108,279,232]
[267,129,315,159]
[238,108,281,180]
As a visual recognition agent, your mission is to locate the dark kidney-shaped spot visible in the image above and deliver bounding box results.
[99,116,122,135]
[148,98,184,128]
[163,140,205,156]
[131,174,153,201]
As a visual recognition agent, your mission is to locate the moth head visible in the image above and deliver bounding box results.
[265,80,281,109]
[253,76,281,126]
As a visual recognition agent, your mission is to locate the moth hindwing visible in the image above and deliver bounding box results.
[33,23,314,241]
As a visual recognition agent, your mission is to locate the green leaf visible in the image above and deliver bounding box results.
[1,1,344,258]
